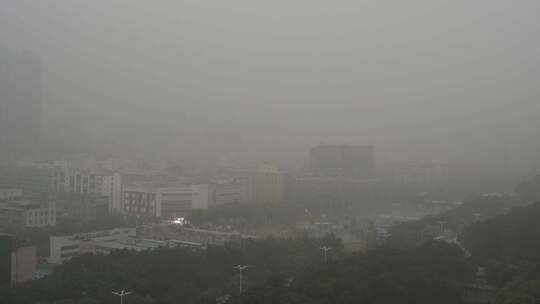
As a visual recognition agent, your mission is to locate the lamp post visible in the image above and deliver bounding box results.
[112,290,132,304]
[234,265,248,295]
[320,246,332,264]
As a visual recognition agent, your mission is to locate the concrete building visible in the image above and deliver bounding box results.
[212,183,242,206]
[229,164,284,205]
[0,235,37,286]
[95,172,122,213]
[192,184,211,210]
[123,184,211,218]
[0,49,42,158]
[55,194,109,223]
[0,188,23,200]
[53,168,122,212]
[53,168,96,194]
[123,185,158,217]
[0,199,56,229]
[11,244,37,285]
[309,144,375,178]
[49,228,137,264]
[254,163,284,205]
[157,186,194,219]
[140,224,256,247]
[0,162,56,195]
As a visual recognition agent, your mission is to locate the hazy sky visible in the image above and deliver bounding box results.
[1,0,539,161]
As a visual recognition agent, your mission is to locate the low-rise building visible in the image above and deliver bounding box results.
[55,194,109,223]
[140,224,256,246]
[0,234,37,286]
[212,183,242,206]
[0,188,23,200]
[11,243,37,285]
[123,183,212,218]
[0,200,56,229]
[49,228,137,264]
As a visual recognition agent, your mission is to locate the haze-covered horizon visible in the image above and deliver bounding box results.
[2,0,539,167]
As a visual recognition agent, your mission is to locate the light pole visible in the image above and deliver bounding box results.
[112,290,132,304]
[320,246,332,264]
[234,265,248,295]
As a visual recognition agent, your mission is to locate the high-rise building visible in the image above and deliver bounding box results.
[0,49,42,158]
[253,163,284,205]
[309,144,375,178]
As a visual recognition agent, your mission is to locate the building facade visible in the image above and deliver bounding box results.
[49,228,137,264]
[95,172,122,213]
[55,194,109,223]
[212,183,242,206]
[123,184,212,218]
[0,200,56,229]
[123,186,158,217]
[53,168,122,212]
[0,188,23,200]
[254,163,284,205]
[11,244,37,285]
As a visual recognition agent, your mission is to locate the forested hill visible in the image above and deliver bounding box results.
[462,201,540,303]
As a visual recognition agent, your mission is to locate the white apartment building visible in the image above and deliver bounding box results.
[95,172,122,213]
[53,168,122,213]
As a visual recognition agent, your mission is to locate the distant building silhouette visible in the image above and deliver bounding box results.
[309,144,374,178]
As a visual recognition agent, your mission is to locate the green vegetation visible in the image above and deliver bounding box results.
[461,201,540,303]
[229,241,474,304]
[1,235,341,304]
[387,195,522,249]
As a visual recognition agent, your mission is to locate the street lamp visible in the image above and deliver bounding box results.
[112,290,133,304]
[320,246,332,264]
[234,265,248,295]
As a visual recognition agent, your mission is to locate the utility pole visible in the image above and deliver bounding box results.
[234,265,248,295]
[320,246,332,264]
[112,290,132,304]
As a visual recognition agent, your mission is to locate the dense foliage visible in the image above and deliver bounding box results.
[462,201,540,303]
[388,195,522,249]
[1,235,341,304]
[229,241,474,304]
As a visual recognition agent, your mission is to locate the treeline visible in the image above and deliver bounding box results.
[387,195,523,249]
[461,201,540,303]
[0,235,341,304]
[228,241,474,304]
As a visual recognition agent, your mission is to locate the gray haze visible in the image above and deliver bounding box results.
[2,0,540,167]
